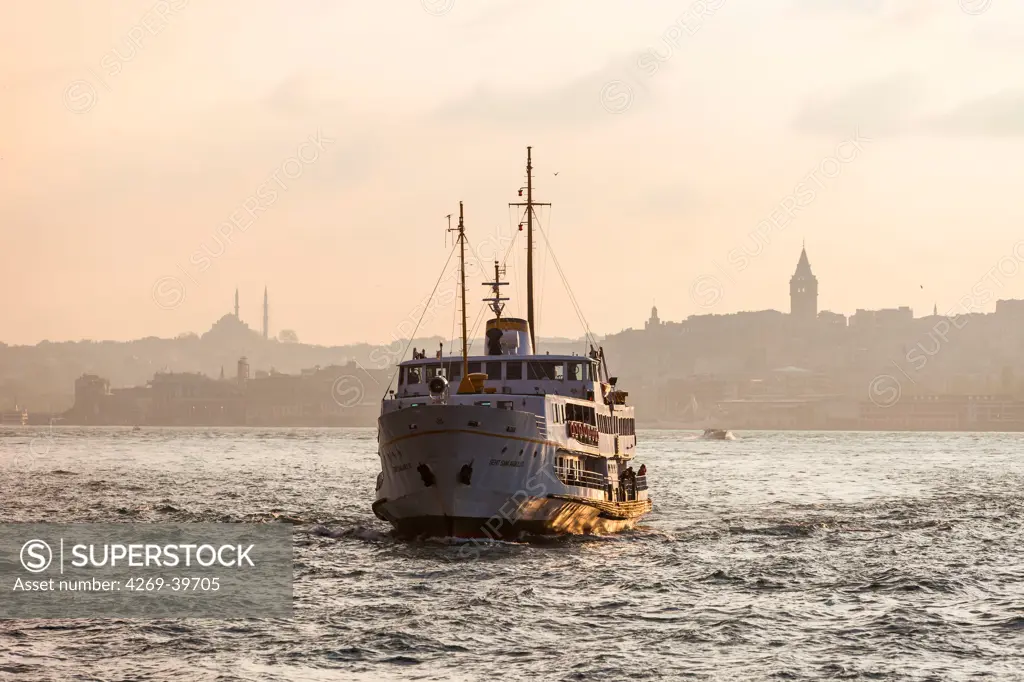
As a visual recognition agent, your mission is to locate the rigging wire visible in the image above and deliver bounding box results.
[534,217,598,353]
[464,229,520,353]
[508,206,523,319]
[382,241,459,398]
[536,203,550,333]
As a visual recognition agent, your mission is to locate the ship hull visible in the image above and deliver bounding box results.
[375,404,650,539]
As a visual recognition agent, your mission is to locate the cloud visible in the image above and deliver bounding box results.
[789,0,938,26]
[790,0,885,15]
[793,75,925,136]
[433,56,654,127]
[928,90,1024,136]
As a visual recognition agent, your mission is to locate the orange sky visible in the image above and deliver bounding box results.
[3,0,1024,345]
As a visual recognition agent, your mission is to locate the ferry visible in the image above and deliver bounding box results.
[372,148,652,539]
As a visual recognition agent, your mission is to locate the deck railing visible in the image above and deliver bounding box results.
[553,466,607,491]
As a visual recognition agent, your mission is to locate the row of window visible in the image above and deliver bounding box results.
[553,402,595,425]
[400,360,594,385]
[598,413,636,436]
[551,402,635,435]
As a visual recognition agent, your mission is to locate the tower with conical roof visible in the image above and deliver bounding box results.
[790,243,818,322]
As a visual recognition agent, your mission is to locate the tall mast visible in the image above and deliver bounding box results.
[509,146,550,351]
[526,148,534,351]
[449,201,469,378]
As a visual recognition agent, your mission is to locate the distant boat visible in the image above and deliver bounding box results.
[701,428,736,441]
[132,425,141,432]
[1,406,28,426]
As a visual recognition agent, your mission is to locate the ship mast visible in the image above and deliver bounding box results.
[448,201,469,378]
[510,146,549,352]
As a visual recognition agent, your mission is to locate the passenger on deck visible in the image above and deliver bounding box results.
[637,464,647,477]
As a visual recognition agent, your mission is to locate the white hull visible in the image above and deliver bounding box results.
[374,404,650,538]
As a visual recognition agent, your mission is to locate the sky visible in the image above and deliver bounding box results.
[3,0,1024,346]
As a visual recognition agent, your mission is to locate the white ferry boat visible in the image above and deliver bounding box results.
[372,148,652,539]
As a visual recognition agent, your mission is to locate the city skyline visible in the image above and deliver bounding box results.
[3,243,1019,348]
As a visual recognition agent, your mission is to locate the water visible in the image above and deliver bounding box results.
[1,427,1022,681]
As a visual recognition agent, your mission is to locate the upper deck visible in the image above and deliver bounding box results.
[393,354,602,400]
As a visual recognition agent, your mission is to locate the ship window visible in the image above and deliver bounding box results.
[444,362,462,380]
[507,362,523,380]
[498,401,513,410]
[425,365,442,379]
[567,362,583,381]
[527,362,560,381]
[486,362,502,380]
[468,362,482,374]
[407,366,421,384]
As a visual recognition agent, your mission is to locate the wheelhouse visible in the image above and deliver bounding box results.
[395,355,601,398]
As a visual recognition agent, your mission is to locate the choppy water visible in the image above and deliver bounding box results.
[1,427,1022,681]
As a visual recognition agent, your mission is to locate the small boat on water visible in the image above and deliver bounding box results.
[372,147,652,539]
[1,405,28,426]
[701,428,736,440]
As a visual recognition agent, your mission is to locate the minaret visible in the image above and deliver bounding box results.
[234,288,240,319]
[262,286,269,340]
[789,243,818,322]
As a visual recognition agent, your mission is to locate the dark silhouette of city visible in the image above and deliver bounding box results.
[5,249,1024,431]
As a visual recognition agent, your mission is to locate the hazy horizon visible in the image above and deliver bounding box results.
[5,0,1023,346]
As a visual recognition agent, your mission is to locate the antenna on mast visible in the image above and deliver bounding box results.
[509,146,550,352]
[482,261,509,319]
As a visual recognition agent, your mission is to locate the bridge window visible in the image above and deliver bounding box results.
[528,361,562,381]
[507,362,522,380]
[406,366,421,384]
[486,362,502,380]
[468,362,482,374]
[567,362,583,381]
[443,361,462,381]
